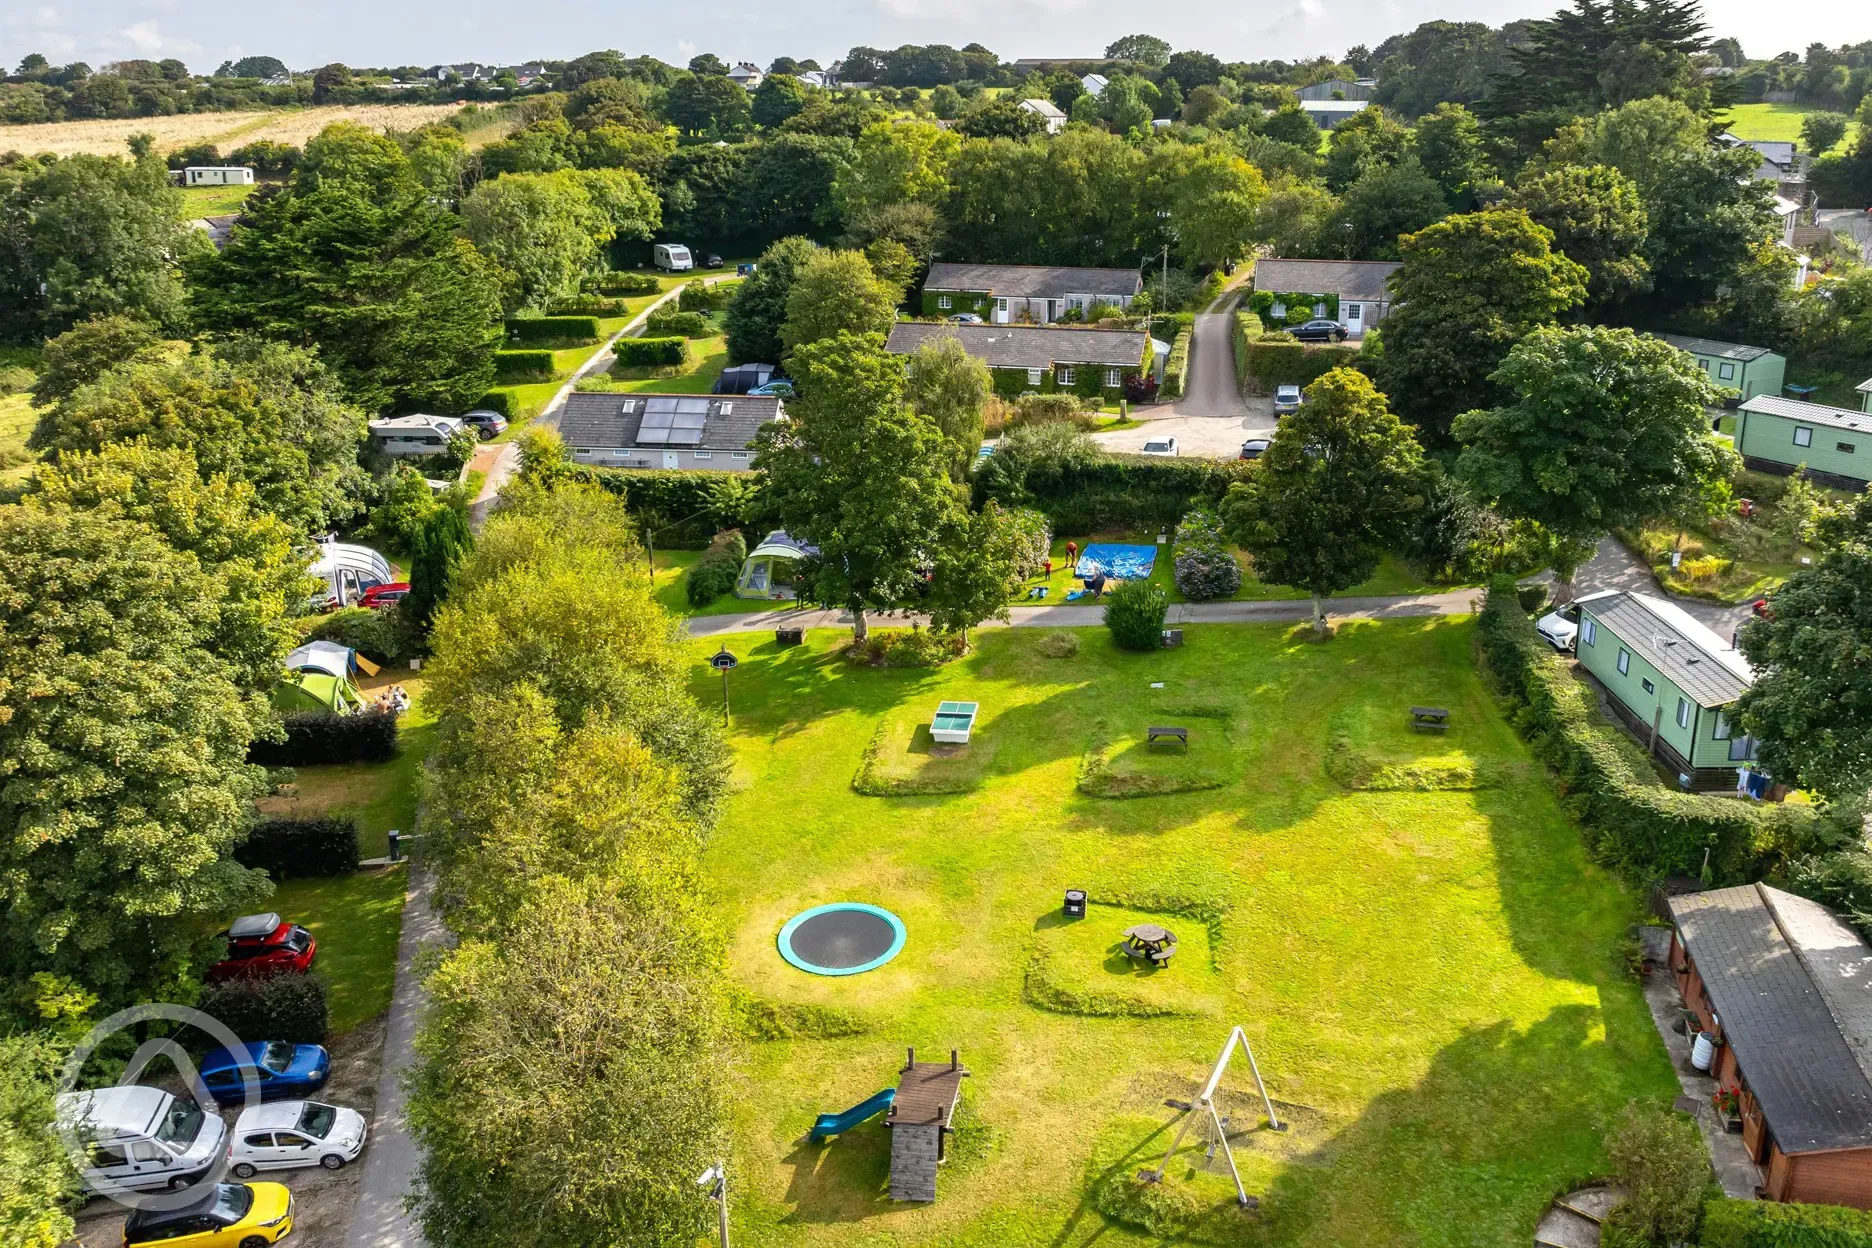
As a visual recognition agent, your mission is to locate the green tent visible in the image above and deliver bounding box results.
[272,670,365,715]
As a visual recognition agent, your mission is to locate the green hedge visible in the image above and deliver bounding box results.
[614,336,690,367]
[504,316,601,345]
[249,709,401,767]
[1239,341,1361,393]
[198,973,330,1047]
[235,817,361,879]
[589,270,662,296]
[548,294,629,316]
[1477,577,1817,882]
[474,389,521,420]
[975,452,1251,533]
[493,350,555,382]
[1233,309,1263,391]
[1701,1197,1872,1247]
[646,308,711,338]
[1160,328,1192,400]
[1247,290,1340,326]
[567,466,764,546]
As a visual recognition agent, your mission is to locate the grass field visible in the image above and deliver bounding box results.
[1015,536,1446,607]
[1719,102,1859,153]
[0,103,465,158]
[267,868,407,1035]
[699,620,1676,1246]
[0,392,39,485]
[176,183,257,219]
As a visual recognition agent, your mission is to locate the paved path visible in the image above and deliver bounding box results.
[1172,291,1251,419]
[1569,536,1753,643]
[1092,289,1277,457]
[1818,207,1872,262]
[344,865,445,1248]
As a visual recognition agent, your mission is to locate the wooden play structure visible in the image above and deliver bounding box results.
[887,1047,969,1202]
[1142,1026,1284,1208]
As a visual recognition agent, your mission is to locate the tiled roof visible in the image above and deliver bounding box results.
[1671,885,1872,1153]
[922,262,1142,299]
[884,322,1148,369]
[1656,334,1778,363]
[1575,590,1752,707]
[1740,394,1872,435]
[1763,888,1872,1093]
[1252,258,1399,301]
[557,392,782,451]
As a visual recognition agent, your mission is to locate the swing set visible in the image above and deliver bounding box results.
[1139,1025,1285,1208]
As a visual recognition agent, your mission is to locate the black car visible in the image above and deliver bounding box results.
[1240,438,1271,460]
[1292,319,1349,343]
[704,253,724,268]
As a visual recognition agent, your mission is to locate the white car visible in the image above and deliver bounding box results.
[1139,436,1179,457]
[230,1100,367,1177]
[1535,610,1578,652]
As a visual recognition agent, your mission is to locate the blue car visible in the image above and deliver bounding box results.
[747,379,794,397]
[199,1041,330,1106]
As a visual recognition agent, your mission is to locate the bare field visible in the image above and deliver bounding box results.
[0,103,464,158]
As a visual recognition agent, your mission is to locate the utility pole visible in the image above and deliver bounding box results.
[697,1161,730,1248]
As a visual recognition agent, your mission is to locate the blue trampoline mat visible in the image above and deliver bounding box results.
[1078,543,1157,581]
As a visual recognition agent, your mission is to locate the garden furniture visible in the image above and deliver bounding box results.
[1409,706,1449,732]
[1147,726,1189,747]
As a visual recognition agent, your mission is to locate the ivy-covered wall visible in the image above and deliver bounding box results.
[988,359,1143,402]
[921,288,994,316]
[1247,290,1341,326]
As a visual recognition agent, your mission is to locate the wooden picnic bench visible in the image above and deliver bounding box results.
[1409,706,1449,732]
[1146,726,1189,747]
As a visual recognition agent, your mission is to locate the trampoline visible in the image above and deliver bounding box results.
[778,903,906,976]
[1077,543,1157,581]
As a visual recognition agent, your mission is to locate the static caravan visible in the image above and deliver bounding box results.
[368,414,464,458]
[182,166,256,186]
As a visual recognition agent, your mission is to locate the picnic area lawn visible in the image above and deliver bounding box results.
[175,183,256,219]
[654,549,798,617]
[1012,534,1447,606]
[697,619,1677,1247]
[1718,102,1858,153]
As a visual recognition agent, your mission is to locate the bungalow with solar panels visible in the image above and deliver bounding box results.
[919,263,1143,323]
[884,322,1154,402]
[555,392,784,471]
[1668,884,1872,1208]
[1732,395,1870,490]
[1656,334,1787,402]
[1570,589,1757,789]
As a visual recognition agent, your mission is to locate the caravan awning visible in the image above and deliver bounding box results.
[285,640,379,680]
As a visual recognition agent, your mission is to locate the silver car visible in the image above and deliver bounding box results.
[1273,385,1303,416]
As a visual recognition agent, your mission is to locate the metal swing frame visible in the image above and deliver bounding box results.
[1142,1025,1284,1208]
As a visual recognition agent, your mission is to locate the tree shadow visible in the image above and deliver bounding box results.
[777,1122,900,1225]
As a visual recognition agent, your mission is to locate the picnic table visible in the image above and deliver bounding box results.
[1146,726,1189,747]
[1121,923,1177,966]
[1410,706,1449,732]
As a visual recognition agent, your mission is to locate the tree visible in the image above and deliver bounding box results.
[862,237,918,293]
[831,121,960,220]
[462,171,637,313]
[841,201,945,264]
[752,333,960,639]
[1800,110,1850,156]
[1480,0,1720,121]
[1219,368,1424,632]
[406,492,474,629]
[1163,50,1224,89]
[1322,107,1411,193]
[29,315,163,408]
[1181,85,1230,127]
[931,84,962,119]
[1504,163,1650,307]
[1154,145,1267,268]
[1105,34,1171,67]
[664,72,751,139]
[1261,105,1323,149]
[1254,181,1339,257]
[1325,161,1449,260]
[904,333,992,479]
[1374,208,1588,444]
[311,62,350,104]
[0,508,270,1003]
[955,97,1047,140]
[219,55,287,79]
[752,73,810,128]
[1453,326,1735,601]
[925,502,1027,643]
[1410,102,1491,207]
[779,250,899,352]
[1602,1104,1710,1247]
[687,53,729,76]
[1370,21,1519,117]
[724,236,819,365]
[0,1032,78,1248]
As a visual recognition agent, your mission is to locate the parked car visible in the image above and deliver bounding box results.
[736,262,756,276]
[1239,438,1270,460]
[747,379,795,397]
[230,1101,367,1177]
[356,581,409,611]
[201,1042,332,1106]
[205,913,316,982]
[946,313,984,323]
[703,253,723,268]
[461,409,507,439]
[121,1182,294,1248]
[1272,384,1304,415]
[1292,319,1349,343]
[1139,437,1179,457]
[54,1086,228,1194]
[1535,611,1578,652]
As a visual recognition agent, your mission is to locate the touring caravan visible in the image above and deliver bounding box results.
[654,243,694,272]
[307,540,394,610]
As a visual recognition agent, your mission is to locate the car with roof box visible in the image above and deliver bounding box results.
[206,913,315,982]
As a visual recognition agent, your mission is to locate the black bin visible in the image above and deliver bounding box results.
[1063,889,1087,919]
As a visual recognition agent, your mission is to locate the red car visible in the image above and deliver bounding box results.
[207,913,317,982]
[356,581,410,611]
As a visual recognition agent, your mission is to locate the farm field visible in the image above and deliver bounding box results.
[697,620,1677,1247]
[0,103,463,158]
[1719,101,1859,153]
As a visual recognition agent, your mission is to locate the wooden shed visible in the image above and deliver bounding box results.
[1669,884,1872,1207]
[886,1048,968,1203]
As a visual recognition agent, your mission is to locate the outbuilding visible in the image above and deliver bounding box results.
[181,166,256,186]
[368,414,464,458]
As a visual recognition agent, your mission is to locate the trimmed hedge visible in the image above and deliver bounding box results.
[504,316,600,345]
[1239,340,1361,393]
[1700,1196,1872,1247]
[646,308,710,338]
[589,270,662,296]
[250,709,400,767]
[473,389,520,420]
[235,817,361,878]
[1159,328,1192,400]
[547,295,628,316]
[614,336,690,368]
[975,452,1251,533]
[198,973,329,1047]
[677,280,728,313]
[492,349,555,382]
[1477,577,1817,882]
[566,466,763,546]
[1233,308,1263,392]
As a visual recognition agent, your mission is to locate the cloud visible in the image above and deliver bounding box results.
[875,0,1086,16]
[111,19,202,57]
[677,39,698,59]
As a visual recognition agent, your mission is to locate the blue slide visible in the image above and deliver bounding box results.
[809,1088,895,1142]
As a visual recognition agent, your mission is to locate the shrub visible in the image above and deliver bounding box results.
[1173,507,1241,601]
[1239,341,1360,393]
[1122,372,1159,404]
[493,350,555,382]
[1036,631,1079,658]
[504,316,600,345]
[1700,1195,1872,1247]
[1009,392,1096,430]
[1003,506,1052,579]
[1603,1103,1708,1247]
[613,336,690,368]
[234,817,361,878]
[677,280,727,313]
[474,389,520,420]
[197,972,330,1046]
[1160,328,1192,400]
[645,308,710,338]
[547,295,628,316]
[1246,290,1340,325]
[1103,579,1168,651]
[1516,583,1548,614]
[974,430,1251,533]
[848,627,967,667]
[249,709,400,766]
[686,529,747,606]
[302,607,416,665]
[563,465,762,545]
[588,270,662,296]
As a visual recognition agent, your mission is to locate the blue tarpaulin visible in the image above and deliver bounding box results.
[1078,543,1157,581]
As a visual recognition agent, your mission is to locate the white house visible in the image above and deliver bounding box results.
[368,414,464,457]
[1252,258,1402,335]
[1297,99,1369,129]
[1017,97,1067,135]
[181,166,255,187]
[1296,77,1376,101]
[1080,73,1108,97]
[558,392,784,471]
[728,62,764,91]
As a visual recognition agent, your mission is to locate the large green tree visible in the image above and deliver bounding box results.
[1453,325,1736,600]
[1325,161,1450,261]
[663,71,752,139]
[1504,163,1650,307]
[779,249,900,352]
[1220,368,1425,631]
[904,332,992,480]
[1374,208,1588,444]
[723,236,819,365]
[461,170,650,314]
[1410,102,1491,207]
[0,1032,78,1248]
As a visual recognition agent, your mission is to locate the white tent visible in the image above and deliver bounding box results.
[735,531,818,600]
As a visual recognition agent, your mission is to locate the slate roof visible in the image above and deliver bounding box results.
[1740,394,1872,435]
[1657,334,1778,363]
[1574,589,1752,707]
[557,392,782,451]
[1671,885,1872,1154]
[884,322,1148,369]
[1252,258,1399,302]
[922,262,1142,299]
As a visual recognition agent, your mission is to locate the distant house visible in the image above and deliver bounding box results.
[1080,73,1108,96]
[796,70,830,89]
[1734,395,1871,490]
[260,73,292,87]
[557,392,783,471]
[728,62,764,91]
[428,62,496,82]
[1667,883,1872,1207]
[1249,258,1401,334]
[1016,98,1067,134]
[1571,589,1757,788]
[1296,77,1375,101]
[921,262,1142,324]
[369,415,464,458]
[180,166,254,186]
[1297,99,1369,129]
[885,323,1153,401]
[1721,133,1801,188]
[1656,334,1786,402]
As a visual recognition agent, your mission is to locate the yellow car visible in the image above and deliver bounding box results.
[122,1181,293,1247]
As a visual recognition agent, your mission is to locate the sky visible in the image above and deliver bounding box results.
[6,0,1867,75]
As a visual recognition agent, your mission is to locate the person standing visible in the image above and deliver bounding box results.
[1066,540,1078,571]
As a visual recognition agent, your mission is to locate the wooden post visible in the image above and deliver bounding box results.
[949,1049,958,1072]
[905,1046,915,1070]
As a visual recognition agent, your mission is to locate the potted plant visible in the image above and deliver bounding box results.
[1713,1085,1744,1133]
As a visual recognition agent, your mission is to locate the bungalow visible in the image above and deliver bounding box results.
[1656,334,1786,402]
[1249,258,1401,334]
[884,322,1153,402]
[1080,73,1108,97]
[557,392,783,472]
[1668,884,1872,1209]
[1571,589,1756,789]
[1296,77,1375,101]
[1017,98,1067,134]
[1734,395,1871,490]
[368,414,464,458]
[921,262,1142,323]
[1298,99,1369,129]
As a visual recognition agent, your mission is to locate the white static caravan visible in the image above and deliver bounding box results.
[182,166,256,186]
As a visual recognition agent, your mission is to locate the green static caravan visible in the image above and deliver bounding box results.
[1857,376,1871,415]
[1734,394,1872,490]
[1571,589,1758,790]
[918,263,1142,325]
[1656,334,1787,402]
[884,322,1155,403]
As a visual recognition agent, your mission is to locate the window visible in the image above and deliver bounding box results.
[574,448,591,455]
[1840,442,1857,455]
[693,450,712,459]
[1794,426,1813,448]
[1718,361,1736,381]
[1730,735,1758,762]
[1105,367,1121,387]
[1697,359,1709,373]
[1641,678,1656,695]
[1713,710,1731,740]
[1026,367,1043,386]
[732,451,751,460]
[1617,648,1631,675]
[1057,366,1075,385]
[1676,697,1691,729]
[1581,617,1597,646]
[937,294,952,309]
[1346,302,1362,322]
[1270,302,1286,319]
[1313,302,1327,317]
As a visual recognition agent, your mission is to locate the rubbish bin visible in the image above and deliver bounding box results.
[1691,1030,1715,1072]
[387,829,401,863]
[1063,889,1087,919]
